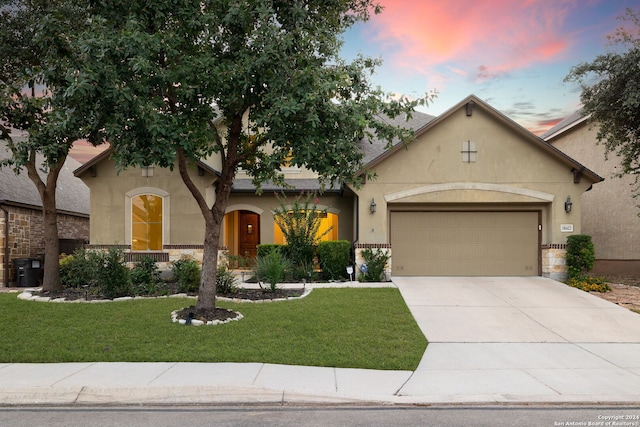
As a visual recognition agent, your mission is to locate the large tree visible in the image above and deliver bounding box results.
[565,8,640,190]
[73,0,430,312]
[0,0,98,291]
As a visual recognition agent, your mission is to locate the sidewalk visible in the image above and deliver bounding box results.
[1,278,640,406]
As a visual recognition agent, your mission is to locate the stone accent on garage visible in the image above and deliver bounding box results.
[542,244,568,281]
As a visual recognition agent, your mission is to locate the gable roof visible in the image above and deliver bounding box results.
[73,147,221,178]
[361,95,603,184]
[540,110,590,141]
[0,138,90,216]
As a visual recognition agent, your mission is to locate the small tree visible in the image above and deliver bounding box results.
[273,193,329,268]
[565,8,640,197]
[566,234,595,280]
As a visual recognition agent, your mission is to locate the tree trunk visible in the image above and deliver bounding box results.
[41,191,61,291]
[196,213,221,310]
[26,154,65,291]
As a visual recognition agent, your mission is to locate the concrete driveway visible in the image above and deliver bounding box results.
[394,276,640,402]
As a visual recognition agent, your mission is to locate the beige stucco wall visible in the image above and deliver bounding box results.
[349,104,594,246]
[226,192,355,247]
[79,157,213,245]
[549,122,640,261]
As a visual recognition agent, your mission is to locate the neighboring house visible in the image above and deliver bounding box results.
[0,134,90,287]
[543,112,640,276]
[75,95,602,280]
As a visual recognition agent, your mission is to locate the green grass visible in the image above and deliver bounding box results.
[0,288,427,370]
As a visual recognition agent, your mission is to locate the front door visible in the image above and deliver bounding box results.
[238,210,260,258]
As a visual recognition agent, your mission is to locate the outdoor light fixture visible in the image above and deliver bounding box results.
[564,196,573,213]
[370,198,377,213]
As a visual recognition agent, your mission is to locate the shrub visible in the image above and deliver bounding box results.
[567,276,610,293]
[273,193,329,268]
[255,250,292,292]
[226,253,255,270]
[256,244,285,258]
[216,265,238,294]
[172,255,201,293]
[317,240,351,281]
[94,247,131,299]
[59,248,97,289]
[358,248,390,282]
[566,234,595,280]
[130,256,163,296]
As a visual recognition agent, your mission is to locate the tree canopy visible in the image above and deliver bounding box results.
[565,8,640,189]
[69,0,432,310]
[0,0,98,290]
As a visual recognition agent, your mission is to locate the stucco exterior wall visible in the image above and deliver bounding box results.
[80,158,213,245]
[548,122,640,265]
[350,105,592,247]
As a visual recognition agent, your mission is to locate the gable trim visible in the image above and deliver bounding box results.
[384,182,556,203]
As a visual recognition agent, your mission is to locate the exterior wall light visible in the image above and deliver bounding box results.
[564,196,573,213]
[370,198,377,213]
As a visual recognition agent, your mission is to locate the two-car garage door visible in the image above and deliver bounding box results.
[390,211,540,276]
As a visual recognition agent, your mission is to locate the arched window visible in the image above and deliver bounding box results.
[131,194,163,251]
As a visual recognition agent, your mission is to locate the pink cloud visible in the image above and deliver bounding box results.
[367,0,577,84]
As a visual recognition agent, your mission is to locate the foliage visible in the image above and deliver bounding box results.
[256,244,286,258]
[0,0,102,291]
[358,248,390,282]
[567,276,610,293]
[130,257,163,296]
[317,240,351,281]
[59,249,97,289]
[94,247,131,299]
[274,193,328,268]
[566,234,595,280]
[216,265,238,295]
[0,289,427,370]
[172,256,201,294]
[565,8,640,196]
[66,0,432,310]
[255,251,292,292]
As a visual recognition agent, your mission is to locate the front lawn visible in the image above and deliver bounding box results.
[0,288,427,371]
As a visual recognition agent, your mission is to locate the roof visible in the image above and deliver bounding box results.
[0,138,90,216]
[73,147,221,178]
[361,95,603,184]
[359,111,436,165]
[231,178,343,193]
[540,110,590,141]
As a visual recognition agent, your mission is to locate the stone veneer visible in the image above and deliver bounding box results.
[0,205,89,286]
[541,244,568,281]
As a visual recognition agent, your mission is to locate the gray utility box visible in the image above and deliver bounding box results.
[13,258,43,287]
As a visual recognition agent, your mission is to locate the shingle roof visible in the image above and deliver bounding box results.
[540,110,588,140]
[359,111,436,165]
[0,138,90,216]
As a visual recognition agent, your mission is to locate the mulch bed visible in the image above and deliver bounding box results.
[29,287,306,323]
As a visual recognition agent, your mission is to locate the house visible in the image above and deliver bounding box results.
[0,133,90,287]
[74,95,602,280]
[543,111,640,277]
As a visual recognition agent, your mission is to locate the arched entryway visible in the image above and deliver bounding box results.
[223,208,261,259]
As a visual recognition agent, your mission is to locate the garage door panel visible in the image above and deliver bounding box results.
[391,211,539,276]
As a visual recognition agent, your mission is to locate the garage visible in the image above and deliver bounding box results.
[390,211,540,276]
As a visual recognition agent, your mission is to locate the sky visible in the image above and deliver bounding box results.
[340,0,638,135]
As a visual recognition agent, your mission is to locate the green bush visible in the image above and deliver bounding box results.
[256,244,285,258]
[273,193,329,268]
[59,248,97,289]
[255,250,292,292]
[566,234,595,280]
[94,247,131,299]
[172,255,201,293]
[358,248,390,282]
[216,265,238,294]
[317,240,351,281]
[130,256,163,296]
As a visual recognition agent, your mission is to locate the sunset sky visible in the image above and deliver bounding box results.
[340,0,638,134]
